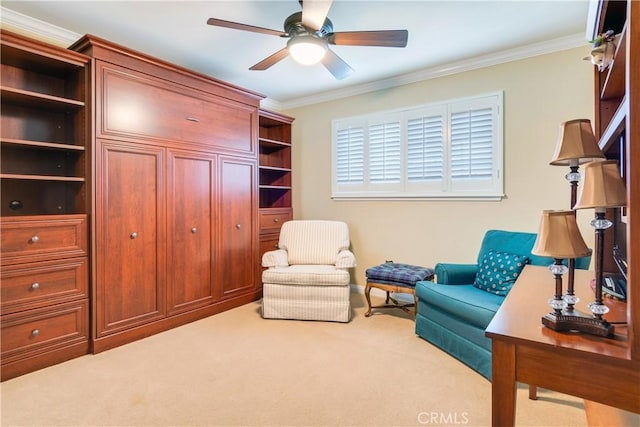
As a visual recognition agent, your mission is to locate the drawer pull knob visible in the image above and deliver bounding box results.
[31,329,40,337]
[186,117,200,123]
[191,227,197,234]
[30,235,40,243]
[130,232,138,239]
[236,224,241,229]
[274,218,280,223]
[31,282,40,290]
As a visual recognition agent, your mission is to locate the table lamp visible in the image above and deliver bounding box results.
[573,159,627,337]
[531,210,591,331]
[549,119,605,310]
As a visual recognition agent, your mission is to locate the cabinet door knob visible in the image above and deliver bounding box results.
[274,218,280,223]
[30,282,40,290]
[235,224,241,229]
[191,227,197,234]
[30,235,40,243]
[31,329,40,337]
[130,232,138,239]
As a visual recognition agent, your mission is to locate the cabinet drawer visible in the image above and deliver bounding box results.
[0,215,87,265]
[1,300,88,363]
[99,63,256,154]
[1,258,88,314]
[259,209,292,233]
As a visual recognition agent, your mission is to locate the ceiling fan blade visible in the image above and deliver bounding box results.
[321,49,354,80]
[301,0,333,31]
[328,30,408,47]
[249,48,290,70]
[207,18,287,37]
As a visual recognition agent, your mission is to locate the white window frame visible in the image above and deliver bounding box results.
[331,91,504,200]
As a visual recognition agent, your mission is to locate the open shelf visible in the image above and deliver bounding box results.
[258,109,294,210]
[1,29,90,218]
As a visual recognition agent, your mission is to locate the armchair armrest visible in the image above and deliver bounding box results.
[262,249,289,268]
[435,263,478,285]
[335,249,356,269]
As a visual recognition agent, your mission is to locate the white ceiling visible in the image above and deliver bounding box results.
[1,1,592,109]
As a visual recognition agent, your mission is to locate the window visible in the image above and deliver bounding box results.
[332,92,504,199]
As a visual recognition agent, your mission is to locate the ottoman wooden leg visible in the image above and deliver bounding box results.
[365,284,373,317]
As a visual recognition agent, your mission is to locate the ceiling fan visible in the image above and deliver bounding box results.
[206,0,408,80]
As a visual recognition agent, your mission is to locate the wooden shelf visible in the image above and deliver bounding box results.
[1,138,86,152]
[598,96,628,152]
[259,137,291,149]
[259,165,291,172]
[0,86,85,110]
[0,174,85,182]
[259,185,292,190]
[601,24,627,100]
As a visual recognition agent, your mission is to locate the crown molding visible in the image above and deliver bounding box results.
[1,6,587,113]
[0,6,81,47]
[277,32,588,110]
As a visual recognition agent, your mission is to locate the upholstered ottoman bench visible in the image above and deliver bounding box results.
[365,262,434,318]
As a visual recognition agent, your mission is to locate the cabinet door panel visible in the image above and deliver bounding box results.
[98,63,256,154]
[96,141,165,336]
[167,150,215,314]
[218,157,256,297]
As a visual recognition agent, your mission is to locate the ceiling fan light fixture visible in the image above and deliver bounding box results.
[287,35,328,65]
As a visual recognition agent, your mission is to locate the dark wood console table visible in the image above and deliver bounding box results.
[486,265,640,426]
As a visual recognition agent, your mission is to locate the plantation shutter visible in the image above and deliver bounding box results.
[332,91,503,199]
[407,114,444,182]
[450,107,494,181]
[335,126,365,184]
[368,120,401,183]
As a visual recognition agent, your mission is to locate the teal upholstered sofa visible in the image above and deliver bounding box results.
[414,229,591,380]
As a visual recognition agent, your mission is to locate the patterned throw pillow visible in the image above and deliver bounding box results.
[473,250,529,296]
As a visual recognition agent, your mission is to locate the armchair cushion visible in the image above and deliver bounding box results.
[262,265,350,286]
[279,220,350,265]
[473,250,529,296]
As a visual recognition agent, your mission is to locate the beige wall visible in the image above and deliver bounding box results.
[285,47,596,285]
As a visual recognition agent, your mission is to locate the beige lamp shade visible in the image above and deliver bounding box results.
[550,119,605,165]
[532,210,591,259]
[574,160,627,209]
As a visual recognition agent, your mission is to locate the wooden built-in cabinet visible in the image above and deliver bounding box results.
[257,109,295,287]
[70,34,265,353]
[591,0,638,359]
[0,30,295,378]
[0,30,91,380]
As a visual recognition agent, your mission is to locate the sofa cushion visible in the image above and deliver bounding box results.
[415,281,503,329]
[473,250,529,296]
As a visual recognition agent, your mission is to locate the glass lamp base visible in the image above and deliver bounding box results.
[541,311,614,337]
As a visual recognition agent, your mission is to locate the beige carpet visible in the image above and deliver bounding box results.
[1,292,586,427]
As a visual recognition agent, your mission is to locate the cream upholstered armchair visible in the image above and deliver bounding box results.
[261,220,356,322]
